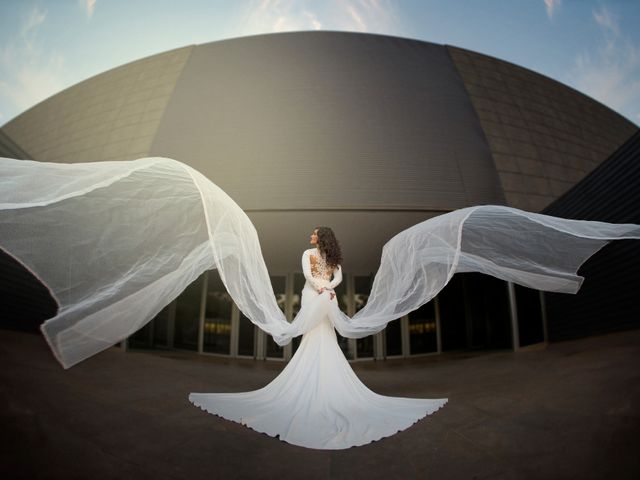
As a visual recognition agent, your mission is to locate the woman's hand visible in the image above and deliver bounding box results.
[318,287,335,300]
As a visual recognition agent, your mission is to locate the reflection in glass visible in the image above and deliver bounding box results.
[203,271,232,354]
[129,303,171,350]
[465,273,511,350]
[439,274,466,350]
[440,273,511,351]
[385,320,402,356]
[174,273,204,351]
[408,301,437,354]
[238,313,255,357]
[515,284,544,347]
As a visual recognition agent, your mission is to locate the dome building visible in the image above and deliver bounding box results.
[1,31,636,362]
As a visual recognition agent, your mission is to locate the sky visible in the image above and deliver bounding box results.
[1,0,640,127]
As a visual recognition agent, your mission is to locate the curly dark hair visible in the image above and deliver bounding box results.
[315,226,343,268]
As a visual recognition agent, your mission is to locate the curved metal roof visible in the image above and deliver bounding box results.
[150,32,505,212]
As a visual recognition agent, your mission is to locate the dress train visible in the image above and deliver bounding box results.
[189,282,447,449]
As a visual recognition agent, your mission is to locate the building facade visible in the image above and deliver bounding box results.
[1,32,637,361]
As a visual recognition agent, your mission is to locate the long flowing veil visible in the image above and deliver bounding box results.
[1,156,639,369]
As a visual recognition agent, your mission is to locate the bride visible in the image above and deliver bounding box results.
[1,156,639,450]
[189,227,448,449]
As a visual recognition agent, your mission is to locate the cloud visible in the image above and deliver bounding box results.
[593,6,618,36]
[568,6,640,123]
[0,7,69,123]
[544,0,561,19]
[240,0,402,36]
[22,6,46,34]
[79,0,97,19]
[346,4,366,31]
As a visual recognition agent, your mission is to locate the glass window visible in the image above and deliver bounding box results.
[385,320,402,356]
[129,303,171,350]
[408,301,437,354]
[438,274,466,351]
[129,318,153,349]
[467,274,511,350]
[515,285,544,347]
[152,304,171,348]
[238,312,256,357]
[440,273,511,351]
[203,271,233,354]
[174,273,204,351]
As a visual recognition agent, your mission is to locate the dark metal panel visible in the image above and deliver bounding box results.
[150,32,504,212]
[0,129,31,159]
[0,131,50,332]
[542,130,640,341]
[448,45,638,213]
[0,249,57,332]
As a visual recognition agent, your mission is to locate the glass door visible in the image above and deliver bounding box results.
[203,270,233,354]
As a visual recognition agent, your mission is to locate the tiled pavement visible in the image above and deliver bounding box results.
[1,328,639,479]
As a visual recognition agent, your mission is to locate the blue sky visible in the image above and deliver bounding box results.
[1,0,639,127]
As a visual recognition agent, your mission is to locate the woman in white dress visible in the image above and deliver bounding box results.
[2,156,639,450]
[189,227,448,450]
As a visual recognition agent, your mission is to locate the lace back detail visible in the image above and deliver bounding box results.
[310,250,334,280]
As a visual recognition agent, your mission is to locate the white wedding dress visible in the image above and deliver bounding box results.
[189,248,448,449]
[1,156,639,450]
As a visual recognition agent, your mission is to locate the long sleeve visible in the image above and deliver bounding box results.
[329,265,342,289]
[302,249,323,292]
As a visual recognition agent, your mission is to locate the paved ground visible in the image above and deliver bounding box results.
[1,328,639,480]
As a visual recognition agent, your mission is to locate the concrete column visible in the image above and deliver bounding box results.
[230,304,239,357]
[401,316,410,357]
[256,329,266,360]
[374,332,385,360]
[197,272,208,354]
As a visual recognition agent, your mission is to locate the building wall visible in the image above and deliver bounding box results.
[448,46,638,212]
[0,129,31,159]
[2,46,193,163]
[1,32,636,275]
[150,32,504,213]
[146,32,508,272]
[542,130,640,340]
[3,34,635,217]
[2,32,631,354]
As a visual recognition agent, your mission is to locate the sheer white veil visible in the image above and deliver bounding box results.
[1,156,639,369]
